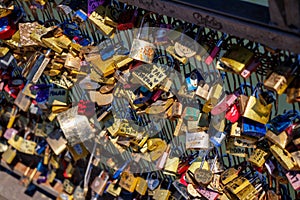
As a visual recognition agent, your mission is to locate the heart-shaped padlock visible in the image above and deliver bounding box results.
[147,171,160,190]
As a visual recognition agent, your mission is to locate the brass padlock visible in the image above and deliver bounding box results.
[164,147,180,176]
[2,147,16,164]
[266,129,291,149]
[106,183,122,197]
[119,171,138,193]
[88,10,115,36]
[220,45,254,73]
[270,144,297,170]
[153,178,172,200]
[264,71,294,95]
[196,82,210,100]
[248,148,269,168]
[235,183,260,200]
[135,175,148,196]
[166,45,188,64]
[63,179,75,195]
[202,99,213,113]
[225,176,251,194]
[220,167,241,185]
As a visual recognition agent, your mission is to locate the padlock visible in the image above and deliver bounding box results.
[235,182,261,200]
[88,8,115,36]
[202,99,213,113]
[284,168,300,191]
[220,167,241,185]
[248,148,269,168]
[240,58,260,79]
[264,71,295,95]
[153,178,172,200]
[286,78,300,103]
[119,171,138,193]
[156,144,170,170]
[106,182,122,197]
[0,17,17,40]
[225,103,241,123]
[135,174,148,196]
[73,186,85,200]
[205,33,227,65]
[242,117,267,137]
[186,131,210,149]
[195,186,220,200]
[170,101,182,119]
[267,110,300,134]
[183,106,200,121]
[2,146,16,164]
[265,129,291,149]
[196,81,210,100]
[63,179,75,195]
[146,171,161,192]
[220,44,254,73]
[225,176,252,194]
[132,64,167,92]
[187,183,202,198]
[90,171,109,196]
[129,13,155,63]
[170,180,189,199]
[208,83,223,105]
[164,146,180,176]
[270,144,297,170]
[230,122,241,137]
[46,129,67,155]
[146,137,167,160]
[6,105,18,129]
[210,131,227,148]
[166,45,188,64]
[208,174,222,192]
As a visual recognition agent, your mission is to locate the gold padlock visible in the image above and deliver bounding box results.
[248,148,269,167]
[63,179,75,195]
[119,171,138,193]
[166,45,188,64]
[106,183,122,197]
[220,45,254,73]
[225,176,251,194]
[2,147,16,164]
[89,11,115,36]
[153,179,172,200]
[235,184,258,200]
[265,129,291,149]
[264,72,294,95]
[220,167,241,185]
[270,144,297,170]
[135,176,148,196]
[202,99,213,113]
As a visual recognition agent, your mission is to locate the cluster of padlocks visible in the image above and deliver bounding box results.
[0,0,300,200]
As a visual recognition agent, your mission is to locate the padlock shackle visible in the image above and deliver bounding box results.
[137,11,154,39]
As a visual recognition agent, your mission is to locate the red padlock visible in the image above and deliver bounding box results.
[0,17,16,40]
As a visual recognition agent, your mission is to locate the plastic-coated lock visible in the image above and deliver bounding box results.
[0,17,16,40]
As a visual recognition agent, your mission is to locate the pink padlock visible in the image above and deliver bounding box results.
[286,171,300,190]
[3,128,18,140]
[196,187,219,200]
[211,93,237,116]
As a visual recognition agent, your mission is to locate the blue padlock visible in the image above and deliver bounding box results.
[242,117,266,137]
[267,110,300,134]
[185,69,204,91]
